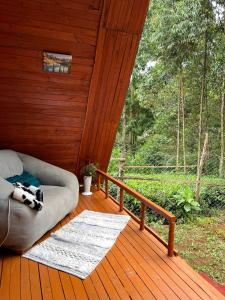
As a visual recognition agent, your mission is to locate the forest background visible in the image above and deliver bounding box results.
[108,0,225,284]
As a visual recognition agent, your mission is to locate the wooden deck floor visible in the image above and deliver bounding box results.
[0,191,224,300]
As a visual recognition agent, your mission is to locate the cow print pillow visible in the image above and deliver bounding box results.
[12,182,43,211]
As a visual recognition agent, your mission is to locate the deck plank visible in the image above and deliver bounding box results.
[21,258,32,300]
[10,255,21,300]
[59,272,76,300]
[48,269,65,300]
[29,261,42,300]
[83,276,100,299]
[70,276,88,300]
[0,256,11,300]
[89,271,110,300]
[0,191,225,300]
[39,264,53,300]
[100,259,130,300]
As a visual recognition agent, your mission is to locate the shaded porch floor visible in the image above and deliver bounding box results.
[0,191,224,300]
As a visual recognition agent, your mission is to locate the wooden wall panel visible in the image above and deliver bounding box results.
[0,0,149,175]
[0,0,101,172]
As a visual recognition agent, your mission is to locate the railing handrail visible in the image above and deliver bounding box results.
[96,169,176,257]
[97,169,176,222]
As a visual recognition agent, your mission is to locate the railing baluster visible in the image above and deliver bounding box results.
[140,202,145,230]
[119,189,124,212]
[168,220,175,257]
[105,178,109,199]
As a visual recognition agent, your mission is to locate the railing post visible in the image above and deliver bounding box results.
[140,203,145,230]
[168,220,175,257]
[97,174,101,191]
[119,189,124,212]
[105,178,109,199]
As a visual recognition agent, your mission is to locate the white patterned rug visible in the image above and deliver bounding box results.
[23,210,130,279]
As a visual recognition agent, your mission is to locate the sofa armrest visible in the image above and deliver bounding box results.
[0,178,13,243]
[17,153,79,194]
[0,177,14,199]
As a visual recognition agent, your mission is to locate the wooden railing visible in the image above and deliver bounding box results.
[97,169,177,257]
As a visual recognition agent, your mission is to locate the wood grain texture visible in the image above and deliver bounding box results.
[0,0,101,173]
[77,0,150,174]
[1,192,224,300]
[0,0,149,174]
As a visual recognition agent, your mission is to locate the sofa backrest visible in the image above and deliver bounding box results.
[0,150,23,179]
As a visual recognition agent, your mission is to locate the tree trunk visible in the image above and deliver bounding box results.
[129,76,135,152]
[180,75,186,173]
[219,79,225,178]
[117,106,126,200]
[197,32,208,171]
[176,76,181,172]
[128,108,133,151]
[195,133,208,201]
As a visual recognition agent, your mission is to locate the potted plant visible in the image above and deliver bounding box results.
[81,163,97,196]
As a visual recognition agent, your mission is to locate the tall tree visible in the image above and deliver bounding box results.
[197,32,208,168]
[196,133,208,201]
[219,79,225,177]
[176,79,181,171]
[180,74,186,173]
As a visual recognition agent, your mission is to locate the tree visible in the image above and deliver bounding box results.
[176,81,181,171]
[180,74,186,172]
[196,133,208,201]
[111,0,225,179]
[197,31,208,171]
[219,79,224,177]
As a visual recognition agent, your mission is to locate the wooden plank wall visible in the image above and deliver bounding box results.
[77,0,150,172]
[0,0,102,172]
[0,0,149,174]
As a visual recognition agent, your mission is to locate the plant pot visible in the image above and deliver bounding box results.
[82,176,92,196]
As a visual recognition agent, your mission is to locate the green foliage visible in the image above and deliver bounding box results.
[81,163,97,177]
[200,186,225,209]
[109,177,225,224]
[132,134,174,168]
[113,179,201,223]
[113,0,225,177]
[107,147,121,174]
[171,188,201,218]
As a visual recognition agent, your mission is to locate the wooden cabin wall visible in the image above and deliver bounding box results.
[0,0,149,174]
[0,0,102,172]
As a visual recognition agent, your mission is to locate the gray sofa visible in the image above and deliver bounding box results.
[0,149,79,253]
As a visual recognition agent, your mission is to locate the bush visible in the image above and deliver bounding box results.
[131,135,173,171]
[168,187,201,221]
[112,180,200,223]
[109,176,224,225]
[200,186,225,209]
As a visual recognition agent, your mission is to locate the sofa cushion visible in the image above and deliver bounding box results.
[0,150,23,179]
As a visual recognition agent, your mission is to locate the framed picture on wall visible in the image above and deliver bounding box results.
[43,52,72,73]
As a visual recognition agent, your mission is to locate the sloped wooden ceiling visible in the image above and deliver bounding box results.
[77,0,150,172]
[0,0,149,174]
